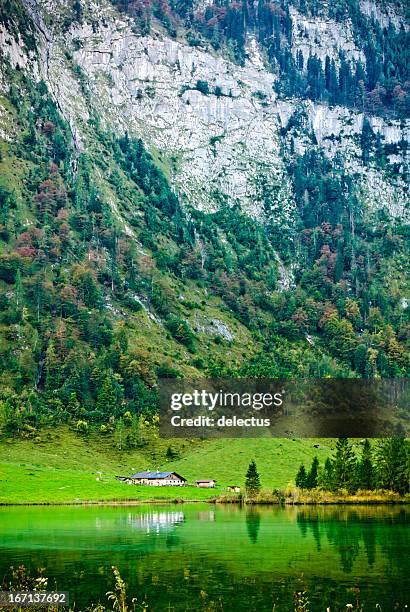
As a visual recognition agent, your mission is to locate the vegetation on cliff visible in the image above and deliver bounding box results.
[0,1,409,437]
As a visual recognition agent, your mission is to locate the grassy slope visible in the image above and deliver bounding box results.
[166,437,334,488]
[0,427,334,503]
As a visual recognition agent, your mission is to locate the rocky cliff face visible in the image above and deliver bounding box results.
[0,0,409,404]
[1,0,408,225]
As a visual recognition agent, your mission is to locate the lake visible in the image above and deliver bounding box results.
[0,504,408,611]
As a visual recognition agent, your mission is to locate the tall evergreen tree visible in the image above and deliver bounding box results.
[44,341,62,391]
[357,439,374,490]
[361,118,375,165]
[67,392,81,418]
[125,415,145,449]
[319,457,334,491]
[245,460,261,496]
[332,438,357,492]
[166,445,177,460]
[295,464,307,488]
[96,375,120,418]
[376,438,409,494]
[306,456,319,489]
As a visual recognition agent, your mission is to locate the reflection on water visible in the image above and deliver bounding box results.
[246,510,261,544]
[296,506,407,574]
[0,504,408,611]
[94,509,186,534]
[127,510,185,533]
[197,510,215,522]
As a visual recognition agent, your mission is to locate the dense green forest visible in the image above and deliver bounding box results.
[111,0,410,117]
[295,438,409,494]
[0,0,409,437]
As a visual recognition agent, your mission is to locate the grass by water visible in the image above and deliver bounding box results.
[2,428,407,505]
[0,426,334,504]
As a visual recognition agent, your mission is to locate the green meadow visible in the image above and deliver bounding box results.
[0,427,334,504]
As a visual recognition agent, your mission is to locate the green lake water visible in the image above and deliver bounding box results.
[0,504,408,611]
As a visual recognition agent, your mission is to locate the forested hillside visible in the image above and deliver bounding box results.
[113,0,410,116]
[0,0,408,436]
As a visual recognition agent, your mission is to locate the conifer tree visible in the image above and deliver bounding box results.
[361,118,375,165]
[166,445,177,460]
[245,460,261,496]
[376,438,409,494]
[44,341,62,392]
[306,456,319,488]
[357,439,374,490]
[96,376,119,417]
[319,457,334,491]
[332,438,357,492]
[67,392,81,418]
[295,464,307,488]
[125,415,145,449]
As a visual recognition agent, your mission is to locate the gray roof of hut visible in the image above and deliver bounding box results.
[130,471,186,480]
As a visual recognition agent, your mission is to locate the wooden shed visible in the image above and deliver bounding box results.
[195,479,216,488]
[227,485,241,493]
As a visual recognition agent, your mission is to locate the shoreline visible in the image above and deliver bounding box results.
[1,497,409,507]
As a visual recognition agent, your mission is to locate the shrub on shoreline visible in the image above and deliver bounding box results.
[213,487,410,505]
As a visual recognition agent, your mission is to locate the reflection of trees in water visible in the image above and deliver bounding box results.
[246,510,261,544]
[296,510,358,572]
[298,515,308,538]
[296,513,321,550]
[296,507,409,574]
[362,524,376,567]
[376,508,409,584]
[165,532,180,549]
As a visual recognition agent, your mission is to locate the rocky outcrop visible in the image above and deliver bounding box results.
[1,0,408,223]
[289,6,365,66]
[359,0,408,30]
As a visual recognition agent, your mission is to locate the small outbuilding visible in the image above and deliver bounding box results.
[227,485,241,493]
[195,479,216,488]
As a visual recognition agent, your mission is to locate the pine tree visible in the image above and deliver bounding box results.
[376,438,409,494]
[374,133,386,168]
[295,464,307,488]
[325,55,338,101]
[306,456,319,489]
[166,445,177,460]
[67,392,81,417]
[125,415,145,449]
[245,460,261,496]
[332,438,357,492]
[357,439,374,490]
[319,457,334,490]
[361,118,375,165]
[73,0,83,22]
[96,376,119,417]
[44,341,62,391]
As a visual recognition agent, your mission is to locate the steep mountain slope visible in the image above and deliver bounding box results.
[0,0,409,433]
[9,0,410,219]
